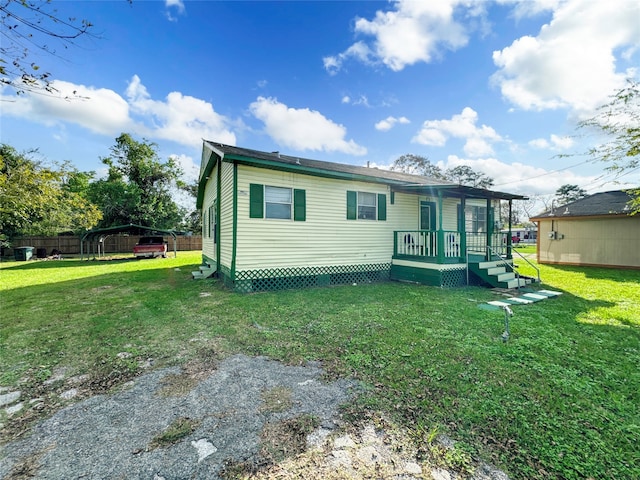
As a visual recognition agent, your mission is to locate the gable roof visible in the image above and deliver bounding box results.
[531,190,635,220]
[198,141,526,207]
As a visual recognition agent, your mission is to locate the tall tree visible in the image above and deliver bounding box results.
[445,165,494,189]
[0,144,102,239]
[0,0,96,95]
[90,133,183,229]
[554,184,587,205]
[578,80,640,212]
[389,154,446,179]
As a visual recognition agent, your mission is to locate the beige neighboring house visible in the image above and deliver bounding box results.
[530,190,640,269]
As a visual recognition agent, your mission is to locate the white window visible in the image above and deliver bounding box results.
[357,192,377,220]
[265,186,292,219]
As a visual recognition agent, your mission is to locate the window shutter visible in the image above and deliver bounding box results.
[346,191,357,219]
[294,189,306,221]
[249,183,264,218]
[377,193,387,221]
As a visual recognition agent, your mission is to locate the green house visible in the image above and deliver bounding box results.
[196,141,527,292]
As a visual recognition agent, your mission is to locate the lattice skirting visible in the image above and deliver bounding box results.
[441,267,466,287]
[223,263,391,293]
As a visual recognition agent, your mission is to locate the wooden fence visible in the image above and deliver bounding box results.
[5,235,202,257]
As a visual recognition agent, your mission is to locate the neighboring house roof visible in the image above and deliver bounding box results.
[198,141,526,208]
[531,190,635,220]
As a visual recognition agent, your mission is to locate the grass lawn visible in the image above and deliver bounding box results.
[1,252,638,479]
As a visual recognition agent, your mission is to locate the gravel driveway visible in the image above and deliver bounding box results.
[1,355,356,479]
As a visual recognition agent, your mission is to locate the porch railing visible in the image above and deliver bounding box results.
[394,230,511,262]
[394,230,462,261]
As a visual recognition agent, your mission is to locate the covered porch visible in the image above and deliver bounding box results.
[388,184,527,288]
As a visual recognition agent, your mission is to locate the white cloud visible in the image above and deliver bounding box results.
[0,75,236,149]
[497,0,560,20]
[341,94,371,107]
[165,0,185,22]
[249,96,367,156]
[442,155,596,196]
[325,0,481,73]
[412,107,502,157]
[375,116,410,131]
[125,75,236,148]
[324,41,374,75]
[529,134,574,150]
[170,153,199,183]
[1,80,133,136]
[492,0,640,113]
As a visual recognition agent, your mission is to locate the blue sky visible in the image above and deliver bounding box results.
[1,0,639,202]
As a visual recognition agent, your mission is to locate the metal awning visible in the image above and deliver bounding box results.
[80,224,177,260]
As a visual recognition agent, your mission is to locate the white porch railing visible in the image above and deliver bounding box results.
[395,230,510,261]
[395,230,462,261]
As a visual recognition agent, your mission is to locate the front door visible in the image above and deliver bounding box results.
[420,201,436,230]
[420,201,437,256]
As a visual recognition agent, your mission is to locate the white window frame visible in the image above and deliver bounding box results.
[265,185,292,220]
[357,191,377,220]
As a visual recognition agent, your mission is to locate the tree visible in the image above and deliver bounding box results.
[554,184,587,205]
[389,154,446,179]
[0,144,102,239]
[444,165,494,189]
[578,80,640,212]
[389,154,495,188]
[0,0,97,95]
[89,133,183,229]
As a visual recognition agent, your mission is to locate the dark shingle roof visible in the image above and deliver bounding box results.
[202,141,526,201]
[531,190,635,219]
[204,141,453,186]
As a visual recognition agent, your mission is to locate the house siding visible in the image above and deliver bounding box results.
[219,161,235,274]
[201,162,218,262]
[537,216,640,268]
[235,165,418,270]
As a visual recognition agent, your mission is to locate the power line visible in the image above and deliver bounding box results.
[492,158,592,187]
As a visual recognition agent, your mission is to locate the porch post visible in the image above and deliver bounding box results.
[437,191,444,263]
[459,196,466,262]
[486,198,493,260]
[507,199,513,259]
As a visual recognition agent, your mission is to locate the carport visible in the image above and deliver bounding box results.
[80,224,177,260]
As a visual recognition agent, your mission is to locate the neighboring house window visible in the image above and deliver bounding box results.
[249,184,306,221]
[347,191,386,221]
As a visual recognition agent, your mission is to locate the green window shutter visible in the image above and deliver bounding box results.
[249,183,264,218]
[346,191,357,220]
[294,189,306,221]
[377,193,387,221]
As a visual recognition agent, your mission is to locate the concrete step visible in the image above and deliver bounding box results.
[497,272,515,282]
[487,266,506,275]
[506,278,528,288]
[479,289,563,311]
[192,265,216,280]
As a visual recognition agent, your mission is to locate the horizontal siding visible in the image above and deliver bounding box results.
[201,163,218,260]
[219,161,234,270]
[235,166,426,270]
[538,217,640,267]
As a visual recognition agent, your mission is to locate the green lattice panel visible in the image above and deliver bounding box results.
[441,267,466,287]
[233,264,391,293]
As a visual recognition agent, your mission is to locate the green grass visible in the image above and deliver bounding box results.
[1,252,639,479]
